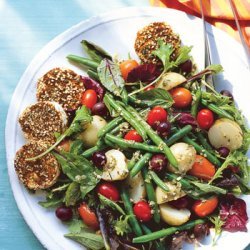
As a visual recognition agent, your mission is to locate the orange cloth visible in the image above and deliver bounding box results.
[150,0,250,47]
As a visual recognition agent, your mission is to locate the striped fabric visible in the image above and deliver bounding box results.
[150,0,250,47]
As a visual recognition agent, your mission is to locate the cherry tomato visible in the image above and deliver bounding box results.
[97,182,120,201]
[78,203,99,230]
[58,140,71,152]
[197,109,214,130]
[147,106,168,128]
[124,130,143,142]
[81,89,97,109]
[192,196,218,217]
[170,87,192,108]
[133,201,152,222]
[144,85,155,91]
[188,155,215,181]
[119,60,139,81]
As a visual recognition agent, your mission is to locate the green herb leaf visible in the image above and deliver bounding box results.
[39,194,64,208]
[174,45,193,66]
[97,59,125,97]
[99,194,125,215]
[65,182,81,207]
[67,219,92,234]
[209,215,224,246]
[114,215,132,236]
[191,181,227,195]
[206,64,223,74]
[81,40,112,63]
[53,152,101,199]
[70,139,84,155]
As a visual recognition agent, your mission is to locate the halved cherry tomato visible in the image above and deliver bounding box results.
[124,130,143,142]
[197,109,214,130]
[144,85,155,91]
[81,89,97,109]
[133,201,152,222]
[147,106,168,128]
[119,60,139,81]
[192,196,218,217]
[188,155,215,181]
[170,87,192,108]
[78,203,99,230]
[97,182,120,201]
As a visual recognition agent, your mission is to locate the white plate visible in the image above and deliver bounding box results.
[5,7,250,250]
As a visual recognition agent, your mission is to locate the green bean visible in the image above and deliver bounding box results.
[201,99,234,120]
[191,88,201,117]
[165,125,192,146]
[183,136,222,166]
[81,144,107,158]
[120,186,143,236]
[126,106,178,168]
[196,132,214,152]
[121,88,128,105]
[129,96,170,109]
[98,117,123,139]
[127,151,140,171]
[132,219,205,243]
[130,153,152,177]
[67,55,99,71]
[165,173,194,190]
[87,69,99,81]
[104,94,147,140]
[141,168,161,224]
[149,171,169,192]
[105,133,162,153]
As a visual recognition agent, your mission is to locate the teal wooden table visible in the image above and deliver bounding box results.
[0,1,147,249]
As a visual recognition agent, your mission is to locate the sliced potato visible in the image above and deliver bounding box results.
[126,172,146,203]
[156,72,186,91]
[167,142,196,174]
[160,203,191,226]
[208,118,243,151]
[155,181,186,204]
[102,149,128,181]
[78,115,107,148]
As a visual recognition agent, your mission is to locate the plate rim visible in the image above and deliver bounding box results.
[5,6,249,250]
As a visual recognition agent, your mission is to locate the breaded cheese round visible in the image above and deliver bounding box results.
[19,101,67,144]
[37,68,83,111]
[14,141,60,190]
[134,22,181,64]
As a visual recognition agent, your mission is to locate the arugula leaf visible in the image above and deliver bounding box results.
[69,139,84,155]
[65,231,104,250]
[97,59,125,97]
[174,45,193,66]
[53,152,101,198]
[27,106,92,161]
[65,182,81,207]
[209,215,224,246]
[206,64,223,74]
[81,40,112,63]
[191,181,227,195]
[114,215,132,236]
[39,194,64,208]
[99,194,125,215]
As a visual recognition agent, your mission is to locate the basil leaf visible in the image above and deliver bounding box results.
[53,152,101,199]
[81,40,112,63]
[97,59,125,97]
[65,182,81,207]
[65,231,104,250]
[99,194,125,215]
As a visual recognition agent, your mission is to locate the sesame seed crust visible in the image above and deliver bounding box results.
[14,141,60,190]
[37,68,84,111]
[19,101,67,144]
[134,22,181,64]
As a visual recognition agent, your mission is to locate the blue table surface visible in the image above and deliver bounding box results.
[0,1,147,249]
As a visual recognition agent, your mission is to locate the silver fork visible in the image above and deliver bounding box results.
[199,0,215,87]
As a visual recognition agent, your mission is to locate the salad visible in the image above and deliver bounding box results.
[14,22,250,250]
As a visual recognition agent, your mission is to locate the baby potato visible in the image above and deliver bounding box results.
[78,115,107,148]
[159,203,191,226]
[156,72,186,91]
[167,142,196,174]
[208,118,243,151]
[156,181,186,204]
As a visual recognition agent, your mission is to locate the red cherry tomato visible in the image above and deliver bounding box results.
[170,87,192,108]
[192,196,218,217]
[197,109,214,130]
[133,201,152,222]
[81,89,97,109]
[147,106,168,128]
[97,182,120,201]
[119,60,139,81]
[124,130,143,142]
[78,203,99,230]
[144,85,155,91]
